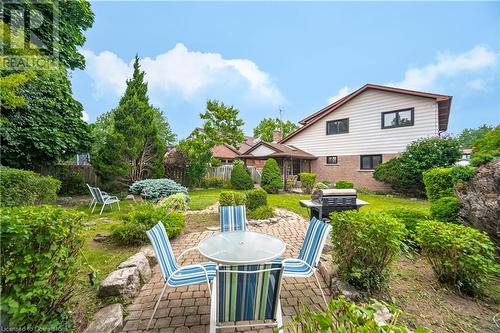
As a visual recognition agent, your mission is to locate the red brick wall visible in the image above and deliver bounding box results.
[311,154,398,191]
[245,159,266,169]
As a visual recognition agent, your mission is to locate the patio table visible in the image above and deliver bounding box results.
[198,231,286,265]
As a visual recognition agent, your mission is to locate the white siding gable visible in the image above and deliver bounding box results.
[285,90,439,156]
[249,144,276,157]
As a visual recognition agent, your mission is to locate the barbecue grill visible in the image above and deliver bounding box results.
[300,188,368,220]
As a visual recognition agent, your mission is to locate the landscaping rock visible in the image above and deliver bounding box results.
[83,221,97,227]
[118,252,152,282]
[140,246,158,266]
[97,217,113,224]
[456,158,500,252]
[84,303,123,333]
[98,267,141,298]
[187,203,219,215]
[206,226,219,231]
[330,276,362,301]
[93,233,110,242]
[318,255,338,288]
[125,194,135,201]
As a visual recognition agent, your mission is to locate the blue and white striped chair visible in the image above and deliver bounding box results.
[273,217,332,305]
[146,222,216,329]
[210,263,284,333]
[219,205,247,232]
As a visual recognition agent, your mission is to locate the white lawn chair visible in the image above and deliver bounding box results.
[90,187,120,215]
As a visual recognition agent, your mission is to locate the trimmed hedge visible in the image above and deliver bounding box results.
[261,158,283,193]
[416,220,497,295]
[110,204,185,245]
[1,206,84,328]
[230,161,254,190]
[299,172,317,194]
[0,166,61,206]
[330,210,406,291]
[219,191,246,206]
[423,166,476,202]
[335,180,354,189]
[246,188,267,210]
[129,178,188,201]
[430,196,460,223]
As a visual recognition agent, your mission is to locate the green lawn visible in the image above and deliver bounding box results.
[188,188,430,217]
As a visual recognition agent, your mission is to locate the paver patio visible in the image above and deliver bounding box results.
[121,217,331,333]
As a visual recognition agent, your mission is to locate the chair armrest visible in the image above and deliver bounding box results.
[104,196,119,202]
[281,258,315,271]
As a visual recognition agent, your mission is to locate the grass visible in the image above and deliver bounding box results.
[187,189,431,217]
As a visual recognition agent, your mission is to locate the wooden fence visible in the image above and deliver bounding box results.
[207,165,261,183]
[37,164,100,186]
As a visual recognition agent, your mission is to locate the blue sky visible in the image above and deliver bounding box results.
[72,1,500,139]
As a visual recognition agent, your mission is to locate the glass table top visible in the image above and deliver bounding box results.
[198,231,286,264]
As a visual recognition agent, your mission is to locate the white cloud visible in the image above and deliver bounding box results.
[327,86,351,104]
[466,78,488,91]
[81,111,89,122]
[388,45,497,91]
[82,43,284,104]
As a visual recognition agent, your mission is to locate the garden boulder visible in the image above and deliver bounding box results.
[84,303,123,333]
[98,267,141,298]
[456,158,500,251]
[118,252,152,282]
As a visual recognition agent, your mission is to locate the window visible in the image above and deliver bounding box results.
[326,118,349,135]
[326,156,338,165]
[382,108,414,129]
[360,154,382,170]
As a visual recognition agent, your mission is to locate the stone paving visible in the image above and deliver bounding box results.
[120,216,331,333]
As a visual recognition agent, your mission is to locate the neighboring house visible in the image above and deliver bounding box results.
[212,143,241,164]
[280,84,452,191]
[240,130,316,189]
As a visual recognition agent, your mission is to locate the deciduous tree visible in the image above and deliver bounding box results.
[253,118,299,142]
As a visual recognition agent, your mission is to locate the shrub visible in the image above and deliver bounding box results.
[422,167,454,202]
[110,204,185,245]
[201,176,224,189]
[287,296,430,333]
[219,191,246,206]
[387,208,430,243]
[330,210,406,291]
[156,193,189,212]
[230,160,254,190]
[245,188,267,210]
[248,205,275,220]
[1,206,84,328]
[261,158,283,193]
[430,196,460,223]
[299,172,317,194]
[423,166,476,202]
[416,220,497,295]
[374,136,462,196]
[129,178,188,201]
[49,166,88,196]
[470,126,500,166]
[0,166,61,207]
[335,180,354,189]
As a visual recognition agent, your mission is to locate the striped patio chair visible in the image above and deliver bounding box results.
[90,187,120,215]
[219,205,247,232]
[86,184,96,208]
[273,217,332,305]
[210,263,284,333]
[146,222,216,330]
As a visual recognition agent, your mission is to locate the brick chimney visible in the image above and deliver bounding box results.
[272,130,282,142]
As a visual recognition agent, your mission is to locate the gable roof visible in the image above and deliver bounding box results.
[240,141,316,160]
[281,84,452,143]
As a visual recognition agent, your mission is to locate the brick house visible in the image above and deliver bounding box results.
[279,84,452,191]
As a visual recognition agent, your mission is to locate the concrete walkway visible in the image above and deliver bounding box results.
[121,217,331,333]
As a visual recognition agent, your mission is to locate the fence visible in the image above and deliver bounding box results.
[207,165,262,183]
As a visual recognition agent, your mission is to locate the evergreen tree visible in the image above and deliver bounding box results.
[261,158,283,193]
[93,56,175,187]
